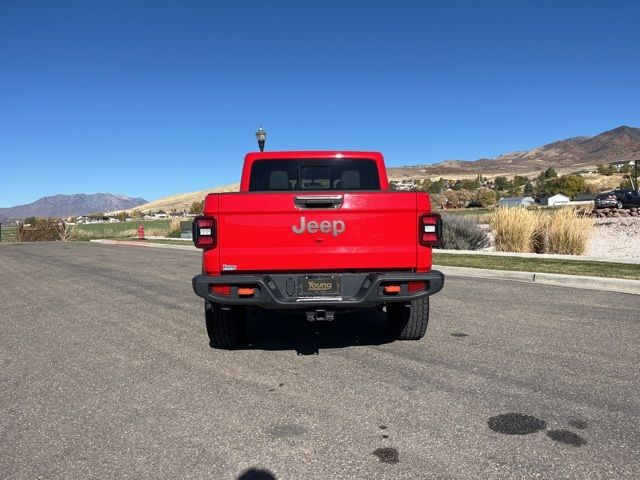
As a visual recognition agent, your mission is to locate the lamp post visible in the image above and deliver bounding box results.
[256,127,267,152]
[629,160,638,191]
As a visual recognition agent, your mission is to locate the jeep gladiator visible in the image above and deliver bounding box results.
[192,151,444,347]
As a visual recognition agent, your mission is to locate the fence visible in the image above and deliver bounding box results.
[0,222,19,242]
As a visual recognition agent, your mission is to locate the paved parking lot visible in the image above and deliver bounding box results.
[1,242,639,479]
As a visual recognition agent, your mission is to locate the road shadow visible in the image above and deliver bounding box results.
[239,308,393,355]
[237,468,277,479]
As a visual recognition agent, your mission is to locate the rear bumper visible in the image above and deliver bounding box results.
[192,270,444,309]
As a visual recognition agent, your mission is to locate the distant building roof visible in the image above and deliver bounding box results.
[541,194,570,200]
[498,196,534,202]
[498,196,535,206]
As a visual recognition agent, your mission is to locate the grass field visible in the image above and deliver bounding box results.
[69,220,173,240]
[0,226,19,242]
[433,252,640,280]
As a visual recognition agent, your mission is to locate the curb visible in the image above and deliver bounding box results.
[434,265,640,295]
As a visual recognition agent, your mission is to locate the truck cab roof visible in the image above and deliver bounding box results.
[240,151,388,192]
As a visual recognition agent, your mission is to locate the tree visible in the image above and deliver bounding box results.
[523,181,535,196]
[190,200,204,214]
[539,174,587,199]
[493,176,511,191]
[430,194,446,209]
[543,167,558,179]
[19,218,66,242]
[512,175,529,187]
[428,178,445,194]
[474,189,497,207]
[596,164,616,176]
[443,190,460,208]
[460,178,481,190]
[116,211,128,222]
[130,210,142,219]
[24,216,37,225]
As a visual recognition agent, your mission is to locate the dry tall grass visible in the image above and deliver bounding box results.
[491,208,539,252]
[545,208,594,255]
[491,207,594,255]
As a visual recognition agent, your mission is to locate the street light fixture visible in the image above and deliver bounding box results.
[629,160,638,191]
[256,127,267,152]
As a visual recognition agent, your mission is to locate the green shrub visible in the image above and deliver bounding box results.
[439,214,490,250]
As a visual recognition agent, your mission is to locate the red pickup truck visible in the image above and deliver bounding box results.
[192,151,444,347]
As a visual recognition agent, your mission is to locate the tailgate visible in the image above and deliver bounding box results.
[217,192,419,272]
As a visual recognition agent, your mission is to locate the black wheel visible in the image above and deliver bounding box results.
[387,297,430,340]
[204,301,246,348]
[617,201,623,209]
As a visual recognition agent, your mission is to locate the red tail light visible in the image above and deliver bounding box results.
[193,216,217,249]
[419,214,442,247]
[212,284,231,295]
[408,281,426,292]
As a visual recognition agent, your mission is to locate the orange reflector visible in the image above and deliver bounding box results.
[238,287,255,297]
[212,285,231,295]
[383,285,401,294]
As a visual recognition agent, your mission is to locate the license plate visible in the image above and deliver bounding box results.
[299,276,341,297]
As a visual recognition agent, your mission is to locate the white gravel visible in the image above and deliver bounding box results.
[478,219,640,260]
[586,217,640,259]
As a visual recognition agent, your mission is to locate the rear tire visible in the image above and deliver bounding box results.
[204,301,246,348]
[387,297,429,340]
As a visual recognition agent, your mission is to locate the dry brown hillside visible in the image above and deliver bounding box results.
[109,184,239,214]
[388,125,640,178]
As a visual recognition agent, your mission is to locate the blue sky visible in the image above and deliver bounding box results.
[1,0,639,206]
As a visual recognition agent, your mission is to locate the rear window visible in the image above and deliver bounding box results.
[248,159,381,191]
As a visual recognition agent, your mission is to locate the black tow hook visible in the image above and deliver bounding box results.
[306,309,335,322]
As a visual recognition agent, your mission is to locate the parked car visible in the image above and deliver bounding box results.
[620,189,640,208]
[595,189,640,209]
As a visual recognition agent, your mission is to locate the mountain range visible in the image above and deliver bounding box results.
[124,125,640,214]
[3,126,638,220]
[0,193,147,221]
[387,125,640,178]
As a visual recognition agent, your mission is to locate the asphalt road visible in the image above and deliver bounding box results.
[1,242,639,479]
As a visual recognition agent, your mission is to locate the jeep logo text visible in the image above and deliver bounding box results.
[292,217,345,236]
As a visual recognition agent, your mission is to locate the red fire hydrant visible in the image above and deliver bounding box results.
[138,225,145,240]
